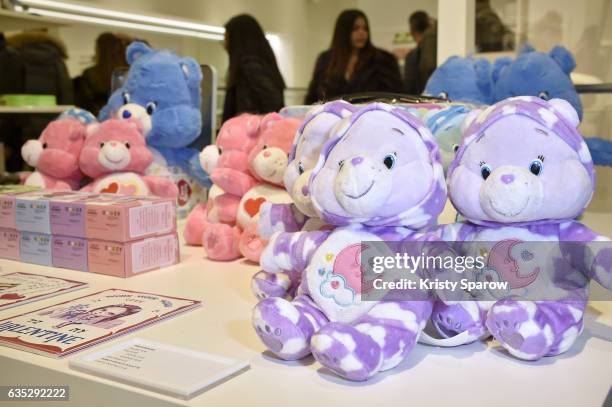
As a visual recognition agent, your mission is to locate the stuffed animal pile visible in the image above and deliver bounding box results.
[252,101,357,300]
[184,113,301,262]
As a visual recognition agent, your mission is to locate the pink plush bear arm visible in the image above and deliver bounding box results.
[142,175,179,198]
[259,202,307,239]
[260,230,330,274]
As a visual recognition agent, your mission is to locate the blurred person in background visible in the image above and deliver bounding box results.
[475,0,514,52]
[404,10,437,95]
[305,9,402,104]
[222,14,285,123]
[74,32,132,116]
[7,30,73,170]
[0,32,25,172]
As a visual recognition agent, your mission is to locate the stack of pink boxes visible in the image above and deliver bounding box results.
[0,189,179,277]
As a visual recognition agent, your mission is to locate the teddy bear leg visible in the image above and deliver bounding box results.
[251,270,292,300]
[239,223,267,263]
[252,295,328,360]
[202,223,242,261]
[311,301,433,381]
[431,300,490,343]
[183,204,208,245]
[486,299,586,360]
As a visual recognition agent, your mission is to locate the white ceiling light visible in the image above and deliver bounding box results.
[25,8,225,40]
[17,0,280,46]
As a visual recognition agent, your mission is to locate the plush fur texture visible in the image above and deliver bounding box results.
[422,105,473,172]
[492,45,583,120]
[253,101,356,300]
[252,103,448,381]
[21,119,86,190]
[430,97,612,360]
[99,42,207,186]
[79,119,177,197]
[424,56,493,105]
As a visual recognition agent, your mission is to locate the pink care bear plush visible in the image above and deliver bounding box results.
[21,119,86,190]
[79,119,178,197]
[235,113,302,262]
[183,114,262,259]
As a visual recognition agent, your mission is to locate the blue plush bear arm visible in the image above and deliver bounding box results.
[187,151,212,188]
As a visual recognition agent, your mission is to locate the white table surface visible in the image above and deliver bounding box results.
[0,206,611,407]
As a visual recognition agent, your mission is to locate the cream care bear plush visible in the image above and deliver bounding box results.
[234,113,302,263]
[21,119,86,190]
[79,119,178,198]
[252,101,357,299]
[252,103,448,381]
[429,96,612,361]
[183,114,261,260]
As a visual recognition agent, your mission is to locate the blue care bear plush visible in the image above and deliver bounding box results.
[492,45,583,120]
[424,56,493,105]
[99,42,209,215]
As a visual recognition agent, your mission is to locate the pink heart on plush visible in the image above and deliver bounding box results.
[245,197,266,217]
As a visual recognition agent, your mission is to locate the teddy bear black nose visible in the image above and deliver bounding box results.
[122,110,132,119]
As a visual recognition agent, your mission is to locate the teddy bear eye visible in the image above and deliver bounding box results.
[452,144,460,153]
[125,142,130,149]
[217,147,222,155]
[298,162,304,175]
[42,143,48,149]
[480,163,492,180]
[529,158,544,176]
[538,91,550,100]
[383,153,396,170]
[99,142,105,148]
[122,92,130,105]
[146,102,157,115]
[262,145,268,150]
[438,91,448,99]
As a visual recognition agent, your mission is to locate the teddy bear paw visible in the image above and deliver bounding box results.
[251,271,291,300]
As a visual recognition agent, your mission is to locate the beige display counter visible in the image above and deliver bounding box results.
[0,208,611,407]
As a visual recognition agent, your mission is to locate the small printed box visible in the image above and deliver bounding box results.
[0,228,20,261]
[0,186,40,229]
[20,231,53,266]
[52,235,88,272]
[85,195,176,242]
[50,193,99,238]
[87,233,179,278]
[16,191,88,234]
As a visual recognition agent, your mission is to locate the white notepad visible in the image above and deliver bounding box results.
[70,338,250,400]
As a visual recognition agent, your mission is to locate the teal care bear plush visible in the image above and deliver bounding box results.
[424,56,493,105]
[492,45,583,120]
[99,42,208,214]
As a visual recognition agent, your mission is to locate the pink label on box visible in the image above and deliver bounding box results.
[128,201,175,239]
[0,196,16,229]
[131,234,178,274]
[0,228,20,261]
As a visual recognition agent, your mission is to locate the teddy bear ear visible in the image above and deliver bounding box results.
[460,109,482,134]
[126,41,152,65]
[85,123,100,138]
[549,46,576,75]
[245,115,262,137]
[68,121,87,141]
[548,98,580,128]
[260,112,283,130]
[179,58,203,81]
[492,56,512,84]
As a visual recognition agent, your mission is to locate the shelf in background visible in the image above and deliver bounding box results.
[0,105,73,114]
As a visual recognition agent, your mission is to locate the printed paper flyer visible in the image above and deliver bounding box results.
[0,289,200,357]
[0,273,87,310]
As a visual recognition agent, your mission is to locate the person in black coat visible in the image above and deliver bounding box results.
[222,14,285,123]
[305,9,403,104]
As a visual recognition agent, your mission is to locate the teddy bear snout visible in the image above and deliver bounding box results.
[21,140,43,167]
[481,166,542,220]
[98,143,131,170]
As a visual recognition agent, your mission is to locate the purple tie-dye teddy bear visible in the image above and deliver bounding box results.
[252,101,357,301]
[252,103,448,381]
[429,96,612,360]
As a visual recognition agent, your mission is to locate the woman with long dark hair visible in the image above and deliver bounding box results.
[305,9,402,104]
[222,14,285,122]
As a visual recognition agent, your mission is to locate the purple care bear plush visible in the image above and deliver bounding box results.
[252,101,357,300]
[430,96,612,360]
[252,103,448,381]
